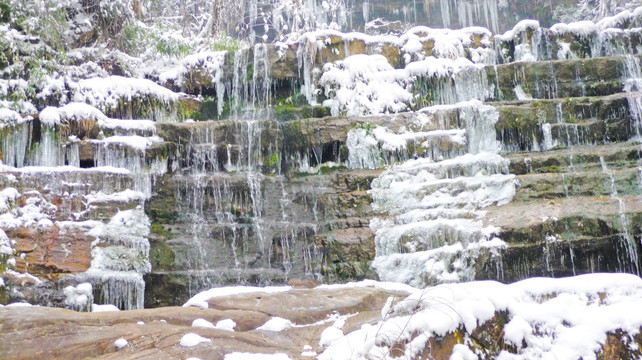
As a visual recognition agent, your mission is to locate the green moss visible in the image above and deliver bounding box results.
[312,106,330,118]
[538,166,561,173]
[274,104,298,121]
[355,122,375,135]
[151,223,171,238]
[319,164,346,175]
[149,240,175,271]
[281,120,306,151]
[178,101,202,121]
[264,152,280,173]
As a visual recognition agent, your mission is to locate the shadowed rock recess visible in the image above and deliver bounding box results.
[3,0,642,358]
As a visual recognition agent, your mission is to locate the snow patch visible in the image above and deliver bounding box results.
[184,285,292,309]
[179,333,211,347]
[257,317,294,332]
[114,338,128,349]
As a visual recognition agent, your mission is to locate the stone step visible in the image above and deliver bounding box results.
[478,195,642,282]
[483,195,642,243]
[505,142,642,175]
[0,167,136,196]
[494,91,640,152]
[489,54,641,102]
[515,167,642,200]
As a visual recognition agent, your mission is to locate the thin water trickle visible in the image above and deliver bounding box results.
[600,156,640,275]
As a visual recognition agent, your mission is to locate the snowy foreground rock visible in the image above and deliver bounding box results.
[2,274,642,360]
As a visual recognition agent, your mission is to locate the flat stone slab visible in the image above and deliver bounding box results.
[0,285,409,360]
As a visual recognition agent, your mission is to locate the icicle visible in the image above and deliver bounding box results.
[27,126,65,167]
[1,121,32,167]
[297,37,319,105]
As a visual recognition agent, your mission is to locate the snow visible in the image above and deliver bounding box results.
[84,190,146,205]
[184,285,292,309]
[450,344,478,360]
[257,317,294,332]
[0,187,19,213]
[38,103,157,133]
[179,333,211,347]
[224,353,292,360]
[39,103,108,127]
[215,319,236,331]
[0,229,9,256]
[550,21,599,37]
[98,118,156,132]
[0,164,132,175]
[301,345,317,357]
[0,108,28,128]
[191,318,216,329]
[95,135,164,151]
[0,191,56,231]
[6,302,33,307]
[319,326,344,347]
[91,304,120,312]
[73,76,180,114]
[114,338,128,349]
[496,19,540,41]
[320,53,484,116]
[597,10,634,30]
[320,54,412,116]
[319,273,642,360]
[63,282,93,311]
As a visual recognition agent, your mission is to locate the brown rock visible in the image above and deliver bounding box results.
[9,224,92,275]
[287,277,322,289]
[203,286,403,324]
[0,286,411,360]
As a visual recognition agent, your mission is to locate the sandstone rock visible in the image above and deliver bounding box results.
[287,277,322,288]
[0,286,408,360]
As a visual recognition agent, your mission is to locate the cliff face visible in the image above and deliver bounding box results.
[1,0,642,313]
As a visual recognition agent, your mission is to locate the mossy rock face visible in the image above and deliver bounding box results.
[274,104,300,121]
[495,105,543,151]
[145,179,180,223]
[200,97,220,120]
[323,260,377,282]
[490,55,642,101]
[149,230,175,272]
[143,272,191,308]
[177,96,203,121]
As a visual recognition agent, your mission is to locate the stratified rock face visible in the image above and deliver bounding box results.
[2,0,642,314]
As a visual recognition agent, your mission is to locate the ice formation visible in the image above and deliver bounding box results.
[69,209,152,310]
[345,100,515,287]
[63,283,93,312]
